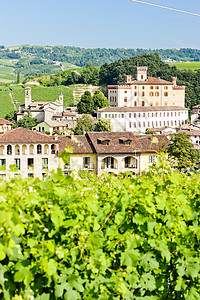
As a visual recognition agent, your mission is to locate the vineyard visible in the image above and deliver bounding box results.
[0,156,199,299]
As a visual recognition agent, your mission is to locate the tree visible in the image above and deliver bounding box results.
[92,90,109,110]
[4,110,17,123]
[168,132,198,170]
[17,71,20,84]
[77,91,94,114]
[74,114,94,135]
[17,112,37,129]
[96,117,111,132]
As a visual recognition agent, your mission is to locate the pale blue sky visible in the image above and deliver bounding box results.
[0,0,200,49]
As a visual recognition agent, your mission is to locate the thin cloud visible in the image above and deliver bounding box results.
[130,0,200,17]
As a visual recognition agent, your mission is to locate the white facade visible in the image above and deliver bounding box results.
[97,106,189,133]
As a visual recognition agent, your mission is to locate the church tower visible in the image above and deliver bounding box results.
[25,87,32,109]
[59,92,63,105]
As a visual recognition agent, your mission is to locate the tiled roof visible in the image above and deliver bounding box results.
[0,127,58,144]
[58,135,94,154]
[0,118,13,125]
[87,132,169,154]
[178,129,200,136]
[118,77,174,86]
[53,112,76,117]
[98,106,188,112]
[45,121,68,127]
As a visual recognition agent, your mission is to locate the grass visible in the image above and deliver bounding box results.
[0,91,15,118]
[171,62,200,71]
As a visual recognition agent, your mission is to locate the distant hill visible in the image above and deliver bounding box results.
[0,45,200,82]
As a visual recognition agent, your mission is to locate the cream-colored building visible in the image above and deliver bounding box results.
[0,127,59,179]
[58,132,169,176]
[108,66,185,108]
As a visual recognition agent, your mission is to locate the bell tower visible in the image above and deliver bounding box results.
[135,66,148,81]
[25,87,32,109]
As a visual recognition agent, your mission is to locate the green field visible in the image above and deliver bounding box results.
[0,90,15,117]
[171,62,200,71]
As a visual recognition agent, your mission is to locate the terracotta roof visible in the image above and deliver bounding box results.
[0,127,58,144]
[87,132,169,154]
[44,121,68,127]
[58,135,94,154]
[178,129,200,136]
[98,106,188,112]
[0,118,13,125]
[118,76,174,86]
[53,112,76,117]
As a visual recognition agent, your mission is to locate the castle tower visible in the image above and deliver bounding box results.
[25,87,32,109]
[171,77,177,86]
[135,66,148,81]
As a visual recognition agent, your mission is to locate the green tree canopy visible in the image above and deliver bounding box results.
[168,132,198,170]
[4,110,17,123]
[96,117,111,132]
[77,91,94,114]
[17,112,37,129]
[92,90,109,110]
[74,114,94,135]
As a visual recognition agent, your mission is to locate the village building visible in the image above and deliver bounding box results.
[0,118,13,134]
[59,132,169,176]
[32,120,70,135]
[17,87,77,130]
[108,66,185,108]
[97,106,188,133]
[0,127,59,179]
[191,105,200,124]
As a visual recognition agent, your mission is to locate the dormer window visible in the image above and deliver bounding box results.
[97,139,110,145]
[119,138,132,145]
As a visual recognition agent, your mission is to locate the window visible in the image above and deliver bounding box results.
[134,113,136,118]
[141,75,143,80]
[149,92,154,96]
[164,86,168,90]
[142,101,145,106]
[28,158,34,170]
[135,86,137,89]
[28,173,34,178]
[149,155,156,163]
[0,159,6,170]
[121,114,124,118]
[42,158,48,169]
[142,86,145,89]
[124,97,127,103]
[138,113,141,117]
[143,113,145,117]
[105,114,107,118]
[155,92,159,96]
[14,159,20,170]
[129,122,132,128]
[134,92,137,96]
[134,122,136,128]
[37,144,42,154]
[150,86,154,90]
[164,92,168,96]
[134,101,137,106]
[83,157,90,169]
[124,91,127,93]
[143,122,145,127]
[138,122,141,128]
[7,145,12,155]
[129,113,131,118]
[155,86,159,89]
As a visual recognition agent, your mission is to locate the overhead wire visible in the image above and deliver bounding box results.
[130,0,200,17]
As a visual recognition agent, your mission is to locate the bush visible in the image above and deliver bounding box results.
[0,157,200,299]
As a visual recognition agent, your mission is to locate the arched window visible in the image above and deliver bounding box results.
[164,92,168,96]
[164,86,168,90]
[37,144,42,154]
[155,86,159,90]
[142,92,145,97]
[142,86,145,89]
[149,92,154,97]
[134,101,137,106]
[155,92,159,96]
[124,97,127,103]
[142,101,145,107]
[150,86,154,90]
[7,145,12,155]
[134,92,137,96]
